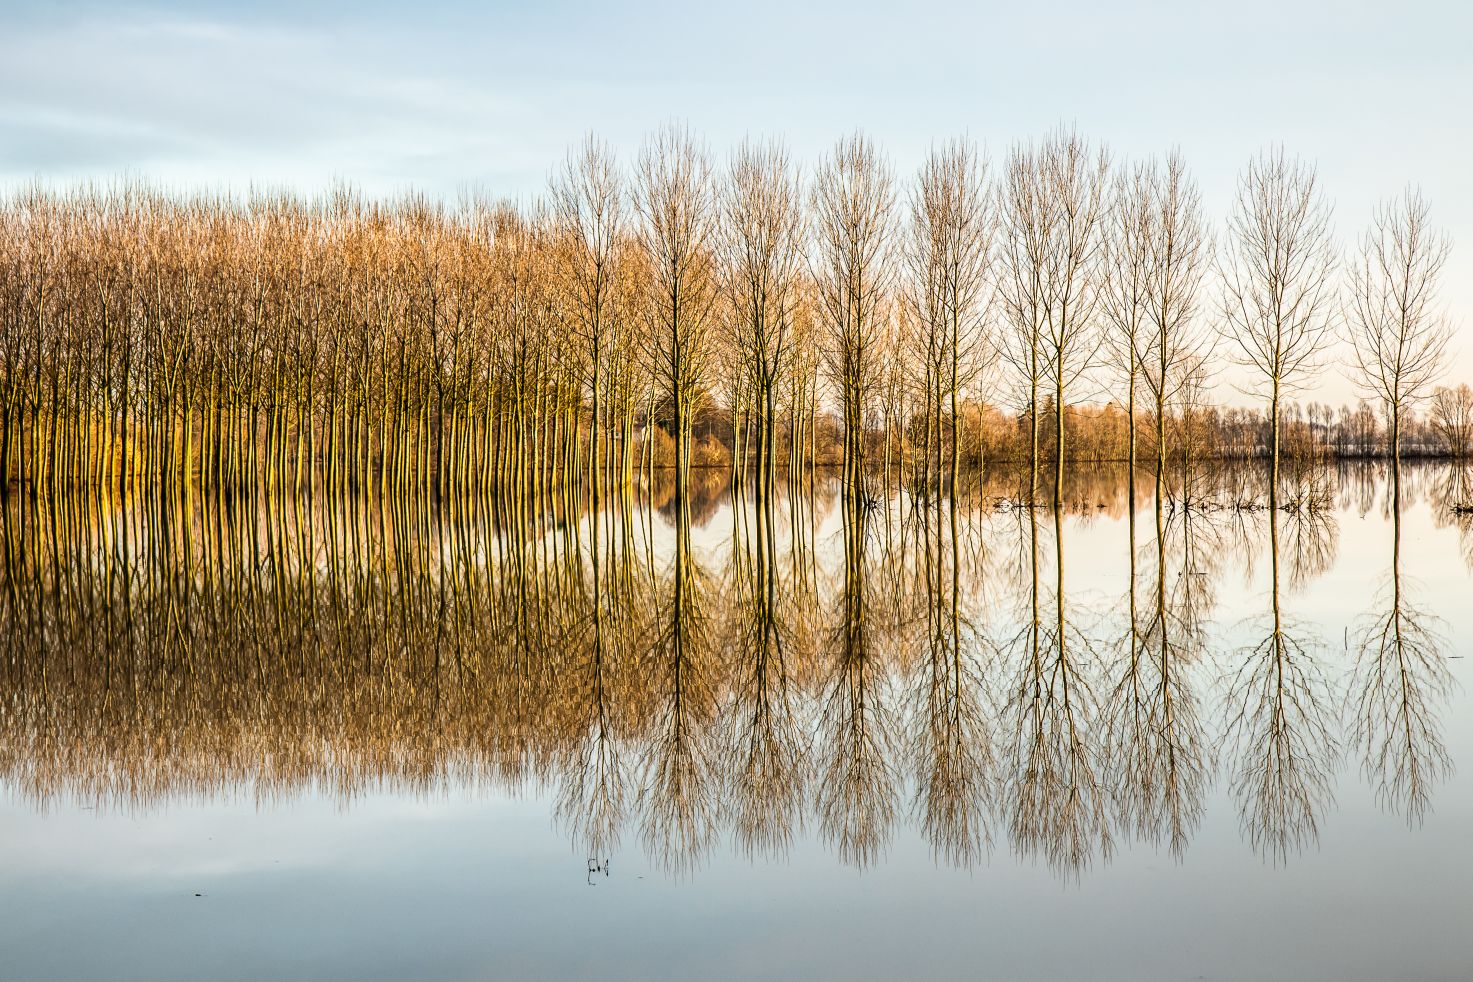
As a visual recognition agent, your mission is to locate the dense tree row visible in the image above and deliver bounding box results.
[0,128,1457,499]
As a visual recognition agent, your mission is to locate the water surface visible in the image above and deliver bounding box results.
[2,464,1471,981]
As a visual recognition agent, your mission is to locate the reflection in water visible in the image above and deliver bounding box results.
[1431,460,1473,569]
[722,488,805,859]
[555,496,645,860]
[815,492,899,868]
[1223,490,1340,862]
[907,494,993,868]
[0,464,1457,878]
[1106,485,1209,859]
[1000,499,1112,873]
[1348,478,1456,823]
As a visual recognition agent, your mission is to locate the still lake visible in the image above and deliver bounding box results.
[2,463,1470,981]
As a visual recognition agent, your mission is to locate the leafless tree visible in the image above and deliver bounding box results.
[1219,148,1338,497]
[905,136,995,492]
[1431,383,1473,459]
[552,133,628,500]
[998,128,1111,499]
[634,123,719,507]
[1101,161,1155,479]
[811,131,896,497]
[1347,187,1453,475]
[1142,152,1212,497]
[720,138,805,495]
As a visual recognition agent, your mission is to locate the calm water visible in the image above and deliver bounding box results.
[2,464,1471,981]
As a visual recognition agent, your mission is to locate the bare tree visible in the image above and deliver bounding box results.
[1431,383,1473,459]
[1142,152,1211,498]
[998,128,1111,499]
[811,131,896,496]
[1101,161,1154,480]
[634,123,719,506]
[552,133,627,499]
[719,138,805,495]
[905,137,995,493]
[1220,148,1337,496]
[1347,187,1453,476]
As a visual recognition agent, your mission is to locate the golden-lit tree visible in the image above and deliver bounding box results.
[998,128,1111,498]
[719,138,805,495]
[811,131,896,496]
[905,137,995,492]
[552,134,631,499]
[634,123,720,506]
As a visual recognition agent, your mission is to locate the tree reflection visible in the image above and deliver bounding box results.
[1223,491,1338,862]
[0,462,1461,879]
[1000,495,1111,875]
[1106,484,1209,858]
[554,489,645,860]
[721,489,806,858]
[907,493,993,867]
[1347,476,1455,823]
[638,495,720,875]
[1429,460,1473,569]
[814,492,898,868]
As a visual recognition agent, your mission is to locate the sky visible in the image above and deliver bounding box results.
[1,0,1470,407]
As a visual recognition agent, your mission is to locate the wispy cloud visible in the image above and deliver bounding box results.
[0,10,551,192]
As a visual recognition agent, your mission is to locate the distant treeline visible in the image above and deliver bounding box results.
[0,127,1460,495]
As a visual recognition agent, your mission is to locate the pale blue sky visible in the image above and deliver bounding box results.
[2,0,1470,403]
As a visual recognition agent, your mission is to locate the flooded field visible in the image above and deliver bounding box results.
[2,463,1470,981]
